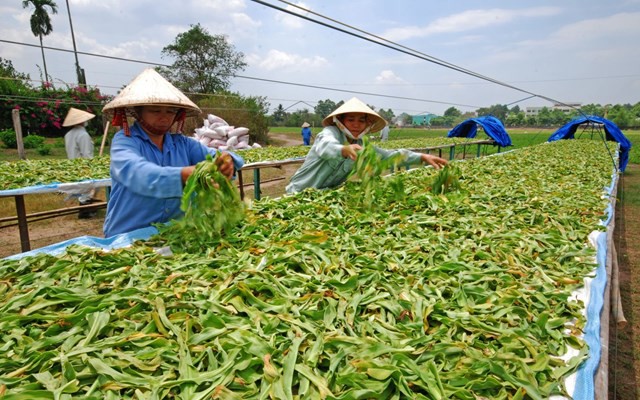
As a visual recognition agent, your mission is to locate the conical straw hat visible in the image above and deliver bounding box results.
[62,107,96,127]
[102,68,201,117]
[322,97,386,133]
[301,122,310,128]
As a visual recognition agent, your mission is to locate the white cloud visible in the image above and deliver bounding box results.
[274,2,310,29]
[493,12,640,65]
[81,37,157,61]
[195,0,246,13]
[230,13,262,31]
[383,7,561,41]
[256,49,328,71]
[550,12,640,44]
[374,70,407,84]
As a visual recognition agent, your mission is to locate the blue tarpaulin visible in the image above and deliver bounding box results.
[548,115,632,172]
[447,116,512,147]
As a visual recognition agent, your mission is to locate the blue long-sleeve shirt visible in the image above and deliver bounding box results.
[103,122,244,237]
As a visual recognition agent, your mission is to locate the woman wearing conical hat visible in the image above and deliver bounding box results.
[102,68,244,237]
[63,107,95,160]
[63,107,99,218]
[285,97,447,193]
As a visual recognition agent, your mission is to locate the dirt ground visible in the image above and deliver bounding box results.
[608,163,640,399]
[1,136,639,398]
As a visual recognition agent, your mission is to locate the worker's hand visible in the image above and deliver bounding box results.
[341,144,362,160]
[215,152,235,179]
[180,166,196,184]
[421,154,448,169]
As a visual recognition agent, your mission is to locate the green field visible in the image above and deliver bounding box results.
[2,127,637,164]
[270,126,639,164]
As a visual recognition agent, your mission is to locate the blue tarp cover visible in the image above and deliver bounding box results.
[447,116,512,147]
[548,115,632,171]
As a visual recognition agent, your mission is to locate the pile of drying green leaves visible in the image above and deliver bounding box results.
[0,137,466,190]
[0,157,111,190]
[0,140,615,399]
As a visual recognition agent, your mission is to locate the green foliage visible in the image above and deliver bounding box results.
[52,137,65,148]
[270,104,286,126]
[158,153,245,252]
[314,99,337,119]
[197,91,270,145]
[0,129,17,149]
[22,134,45,149]
[1,83,111,137]
[0,57,31,94]
[430,163,462,194]
[476,104,508,120]
[94,134,108,147]
[157,23,247,94]
[377,107,395,122]
[22,0,58,81]
[22,0,58,37]
[36,143,52,155]
[444,106,463,118]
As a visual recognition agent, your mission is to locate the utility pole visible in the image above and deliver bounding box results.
[65,0,86,86]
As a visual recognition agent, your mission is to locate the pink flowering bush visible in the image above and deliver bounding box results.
[1,82,113,137]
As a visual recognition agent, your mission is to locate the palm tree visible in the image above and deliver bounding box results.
[22,0,58,84]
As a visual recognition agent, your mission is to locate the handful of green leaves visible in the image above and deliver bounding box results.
[158,153,245,251]
[430,163,462,194]
[348,136,404,209]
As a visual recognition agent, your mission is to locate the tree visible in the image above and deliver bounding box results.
[377,108,395,123]
[285,109,312,128]
[0,57,31,92]
[443,107,461,118]
[314,99,336,119]
[158,24,247,94]
[271,104,286,126]
[536,107,553,127]
[579,104,604,117]
[22,0,58,83]
[477,104,508,120]
[607,104,633,129]
[398,113,412,126]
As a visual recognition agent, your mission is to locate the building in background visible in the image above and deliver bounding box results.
[411,113,438,126]
[525,102,582,117]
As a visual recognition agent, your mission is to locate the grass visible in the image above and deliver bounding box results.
[269,126,639,163]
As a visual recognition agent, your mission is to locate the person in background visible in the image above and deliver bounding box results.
[62,107,98,218]
[101,68,244,237]
[379,124,390,142]
[285,97,447,194]
[301,122,312,146]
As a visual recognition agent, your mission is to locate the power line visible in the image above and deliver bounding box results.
[253,0,584,115]
[0,39,479,110]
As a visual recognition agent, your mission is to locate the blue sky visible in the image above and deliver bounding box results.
[2,0,639,116]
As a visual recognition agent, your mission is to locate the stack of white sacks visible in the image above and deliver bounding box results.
[193,114,262,151]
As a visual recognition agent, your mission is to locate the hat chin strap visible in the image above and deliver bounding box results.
[333,117,371,140]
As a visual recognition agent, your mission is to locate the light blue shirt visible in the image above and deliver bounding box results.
[285,125,422,193]
[104,122,244,237]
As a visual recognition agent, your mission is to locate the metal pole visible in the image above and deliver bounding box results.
[253,169,261,200]
[65,0,86,86]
